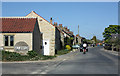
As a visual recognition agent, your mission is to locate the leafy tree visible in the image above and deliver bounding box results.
[82,38,93,44]
[103,25,120,43]
[91,36,97,43]
[82,38,87,43]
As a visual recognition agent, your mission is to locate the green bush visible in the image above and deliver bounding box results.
[2,50,56,61]
[27,50,38,58]
[2,50,23,61]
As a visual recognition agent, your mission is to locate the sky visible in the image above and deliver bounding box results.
[2,2,118,40]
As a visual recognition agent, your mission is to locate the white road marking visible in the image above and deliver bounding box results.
[63,59,66,61]
[31,70,42,74]
[40,70,49,74]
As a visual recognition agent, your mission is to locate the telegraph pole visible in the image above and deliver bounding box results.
[78,25,79,35]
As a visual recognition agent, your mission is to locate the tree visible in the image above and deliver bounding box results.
[114,38,120,51]
[91,36,97,43]
[82,38,87,43]
[103,25,120,51]
[82,38,93,44]
[103,25,120,43]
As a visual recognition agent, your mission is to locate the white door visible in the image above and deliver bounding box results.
[43,40,49,55]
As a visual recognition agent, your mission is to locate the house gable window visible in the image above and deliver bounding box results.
[4,35,14,46]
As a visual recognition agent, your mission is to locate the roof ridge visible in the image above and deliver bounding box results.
[0,17,37,19]
[26,11,56,27]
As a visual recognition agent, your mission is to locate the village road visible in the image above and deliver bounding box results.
[2,46,119,76]
[46,46,119,74]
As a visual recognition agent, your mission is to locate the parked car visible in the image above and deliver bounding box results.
[72,45,80,49]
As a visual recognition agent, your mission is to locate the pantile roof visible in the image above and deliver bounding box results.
[0,18,37,32]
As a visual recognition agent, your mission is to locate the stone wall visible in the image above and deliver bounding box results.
[0,34,3,47]
[26,11,55,56]
[60,33,64,49]
[55,27,62,53]
[1,33,33,53]
[33,20,43,54]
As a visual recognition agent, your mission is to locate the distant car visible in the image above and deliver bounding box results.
[72,45,80,49]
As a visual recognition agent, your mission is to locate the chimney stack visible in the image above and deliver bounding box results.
[66,28,68,31]
[54,22,58,26]
[71,32,73,35]
[59,24,62,27]
[50,17,52,24]
[68,29,69,31]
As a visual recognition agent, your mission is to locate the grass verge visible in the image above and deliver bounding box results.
[2,50,56,61]
[56,49,71,55]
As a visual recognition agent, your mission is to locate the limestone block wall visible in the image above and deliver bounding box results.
[26,12,55,56]
[38,18,55,56]
[33,21,42,54]
[40,20,55,56]
[78,37,82,44]
[14,33,33,51]
[60,33,64,48]
[55,27,62,52]
[73,37,76,45]
[1,33,33,52]
[0,33,3,47]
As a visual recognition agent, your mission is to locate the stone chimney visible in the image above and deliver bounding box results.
[67,29,69,31]
[64,26,67,29]
[59,24,62,28]
[66,27,68,30]
[54,22,55,26]
[54,22,58,26]
[50,17,52,24]
[71,32,73,35]
[70,31,73,35]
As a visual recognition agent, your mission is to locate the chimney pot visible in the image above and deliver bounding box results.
[50,17,52,24]
[59,24,62,27]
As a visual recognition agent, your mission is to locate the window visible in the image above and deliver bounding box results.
[5,36,8,46]
[45,42,47,45]
[4,35,14,46]
[10,36,14,46]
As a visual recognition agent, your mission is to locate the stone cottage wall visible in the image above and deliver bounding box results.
[26,12,55,56]
[1,33,33,53]
[33,20,43,54]
[55,27,62,53]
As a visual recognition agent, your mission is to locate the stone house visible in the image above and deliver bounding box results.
[0,11,71,55]
[0,18,42,55]
[25,11,62,56]
[54,23,65,49]
[57,24,74,48]
[74,34,82,45]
